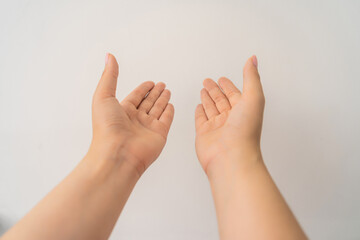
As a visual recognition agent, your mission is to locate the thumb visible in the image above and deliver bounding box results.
[94,53,119,99]
[242,55,264,97]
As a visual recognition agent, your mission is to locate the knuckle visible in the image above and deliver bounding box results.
[227,90,240,99]
[213,94,224,102]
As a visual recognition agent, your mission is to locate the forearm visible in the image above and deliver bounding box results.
[207,150,307,240]
[1,150,139,240]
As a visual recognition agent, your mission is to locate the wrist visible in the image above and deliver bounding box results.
[205,148,264,181]
[83,140,143,181]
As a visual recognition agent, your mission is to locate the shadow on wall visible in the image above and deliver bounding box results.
[0,216,13,236]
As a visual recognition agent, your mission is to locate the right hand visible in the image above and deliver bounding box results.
[195,56,265,174]
[89,53,174,176]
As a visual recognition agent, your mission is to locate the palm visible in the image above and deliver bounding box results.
[195,107,238,171]
[111,96,170,165]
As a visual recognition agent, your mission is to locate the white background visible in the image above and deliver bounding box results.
[1,0,359,239]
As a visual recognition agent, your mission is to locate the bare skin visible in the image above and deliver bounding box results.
[1,53,174,240]
[1,54,306,240]
[195,55,307,240]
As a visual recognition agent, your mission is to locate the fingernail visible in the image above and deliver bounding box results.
[105,53,109,65]
[252,55,258,68]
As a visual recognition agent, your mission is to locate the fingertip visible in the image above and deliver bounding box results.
[164,89,171,97]
[203,78,214,86]
[201,88,207,94]
[160,103,175,130]
[106,53,118,66]
[195,103,203,111]
[252,55,258,68]
[105,53,109,65]
[157,81,166,89]
[218,76,229,85]
[169,103,175,115]
[218,76,228,81]
[167,102,174,110]
[165,103,175,120]
[244,55,259,72]
[141,81,155,90]
[104,53,119,78]
[145,80,155,86]
[106,52,113,61]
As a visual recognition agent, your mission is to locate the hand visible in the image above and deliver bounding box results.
[89,53,174,176]
[195,56,265,174]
